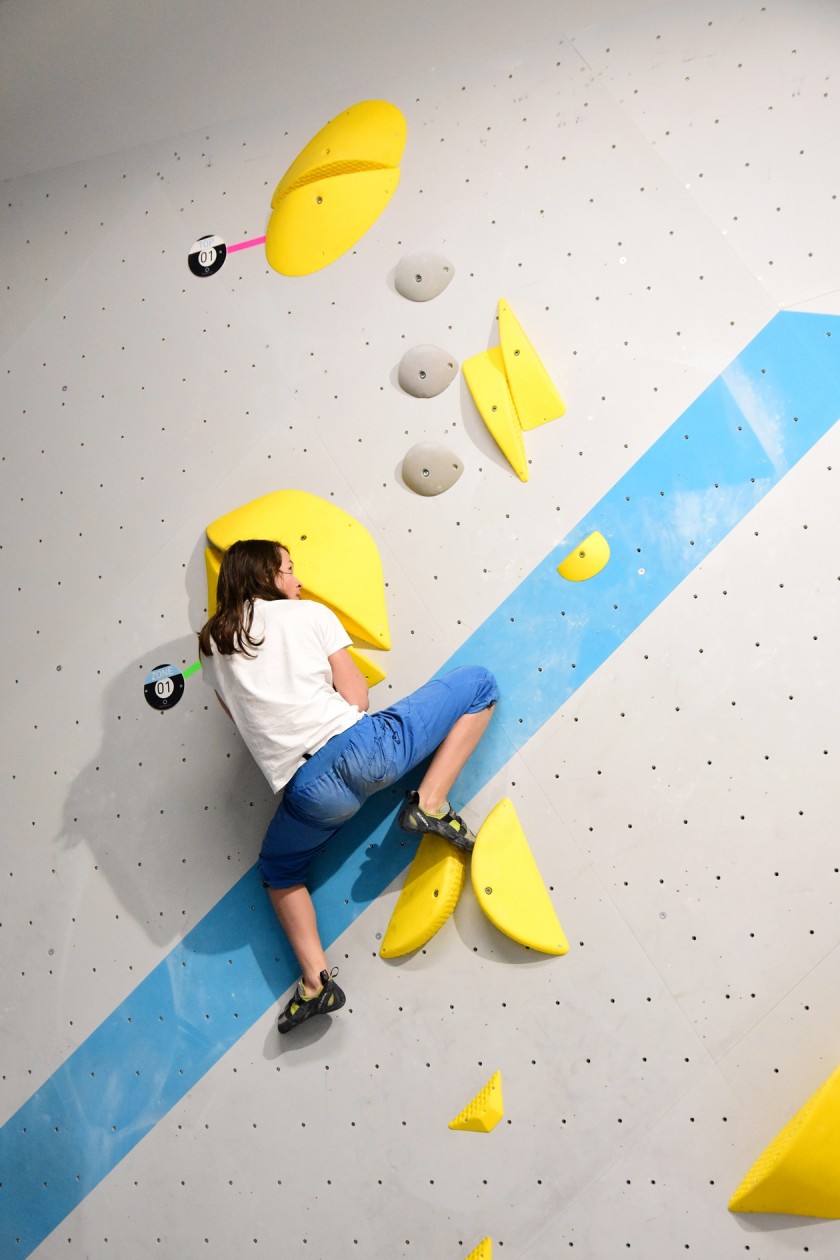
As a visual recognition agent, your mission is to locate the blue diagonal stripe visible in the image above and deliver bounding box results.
[1,311,838,1256]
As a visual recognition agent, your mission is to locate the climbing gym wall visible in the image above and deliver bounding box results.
[2,0,840,1256]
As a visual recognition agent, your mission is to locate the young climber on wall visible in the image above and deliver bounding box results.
[198,539,498,1033]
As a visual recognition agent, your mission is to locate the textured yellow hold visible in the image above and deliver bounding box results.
[498,298,565,431]
[729,1063,840,1218]
[266,100,406,276]
[449,1071,504,1133]
[463,1238,493,1260]
[379,835,467,959]
[472,799,569,955]
[463,346,529,482]
[204,490,391,651]
[557,530,611,582]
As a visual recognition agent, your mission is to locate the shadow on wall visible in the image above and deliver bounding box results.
[55,642,274,951]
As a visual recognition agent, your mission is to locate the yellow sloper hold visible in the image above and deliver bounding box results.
[379,835,467,959]
[498,299,565,431]
[729,1063,840,1218]
[462,345,529,482]
[449,1071,504,1133]
[471,799,569,955]
[557,530,611,582]
[463,1239,493,1259]
[204,490,390,650]
[266,100,407,276]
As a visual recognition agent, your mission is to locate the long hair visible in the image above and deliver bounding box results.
[198,539,289,657]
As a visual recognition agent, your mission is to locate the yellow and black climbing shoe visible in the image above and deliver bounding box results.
[277,967,346,1034]
[398,790,476,852]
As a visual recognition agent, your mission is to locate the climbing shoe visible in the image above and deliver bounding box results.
[277,967,346,1034]
[398,790,476,853]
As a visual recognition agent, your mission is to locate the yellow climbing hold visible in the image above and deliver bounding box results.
[380,835,467,959]
[463,300,564,478]
[462,1238,493,1260]
[472,799,569,955]
[729,1063,840,1218]
[449,1071,504,1133]
[204,489,390,650]
[498,298,565,431]
[557,530,611,582]
[348,647,385,688]
[462,345,529,482]
[266,100,406,276]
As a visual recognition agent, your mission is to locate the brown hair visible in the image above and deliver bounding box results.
[198,539,289,657]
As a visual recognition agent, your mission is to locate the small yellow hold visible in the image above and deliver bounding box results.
[449,1071,504,1134]
[729,1062,840,1218]
[557,530,611,582]
[379,835,467,959]
[462,1238,493,1260]
[472,799,569,955]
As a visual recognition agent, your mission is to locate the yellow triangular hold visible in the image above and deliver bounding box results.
[449,1071,504,1133]
[729,1063,840,1218]
[380,835,467,959]
[472,799,569,955]
[266,100,406,276]
[498,299,565,431]
[463,1238,493,1260]
[462,346,529,481]
[557,530,611,582]
[205,490,390,650]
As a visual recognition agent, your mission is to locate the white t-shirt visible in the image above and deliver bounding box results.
[201,599,365,792]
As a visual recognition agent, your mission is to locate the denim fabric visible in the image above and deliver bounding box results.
[259,665,498,887]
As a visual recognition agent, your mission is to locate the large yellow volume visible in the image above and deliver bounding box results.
[379,835,467,958]
[449,1071,504,1133]
[498,299,565,430]
[471,799,569,955]
[266,100,406,275]
[462,345,529,482]
[729,1063,840,1218]
[204,490,390,651]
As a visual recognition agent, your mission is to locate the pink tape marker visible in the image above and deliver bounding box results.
[227,235,267,254]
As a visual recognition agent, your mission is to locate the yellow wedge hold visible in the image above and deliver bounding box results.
[557,530,611,582]
[729,1063,840,1218]
[463,1238,493,1260]
[266,100,406,276]
[379,835,467,959]
[472,799,569,955]
[463,345,529,482]
[205,490,390,651]
[449,1071,504,1133]
[498,299,565,431]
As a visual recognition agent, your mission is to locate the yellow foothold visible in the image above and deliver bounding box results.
[380,835,467,959]
[205,489,390,651]
[557,530,610,582]
[449,1071,504,1133]
[729,1063,840,1218]
[498,298,565,431]
[266,100,406,276]
[472,799,569,955]
[462,1238,493,1260]
[463,346,529,481]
